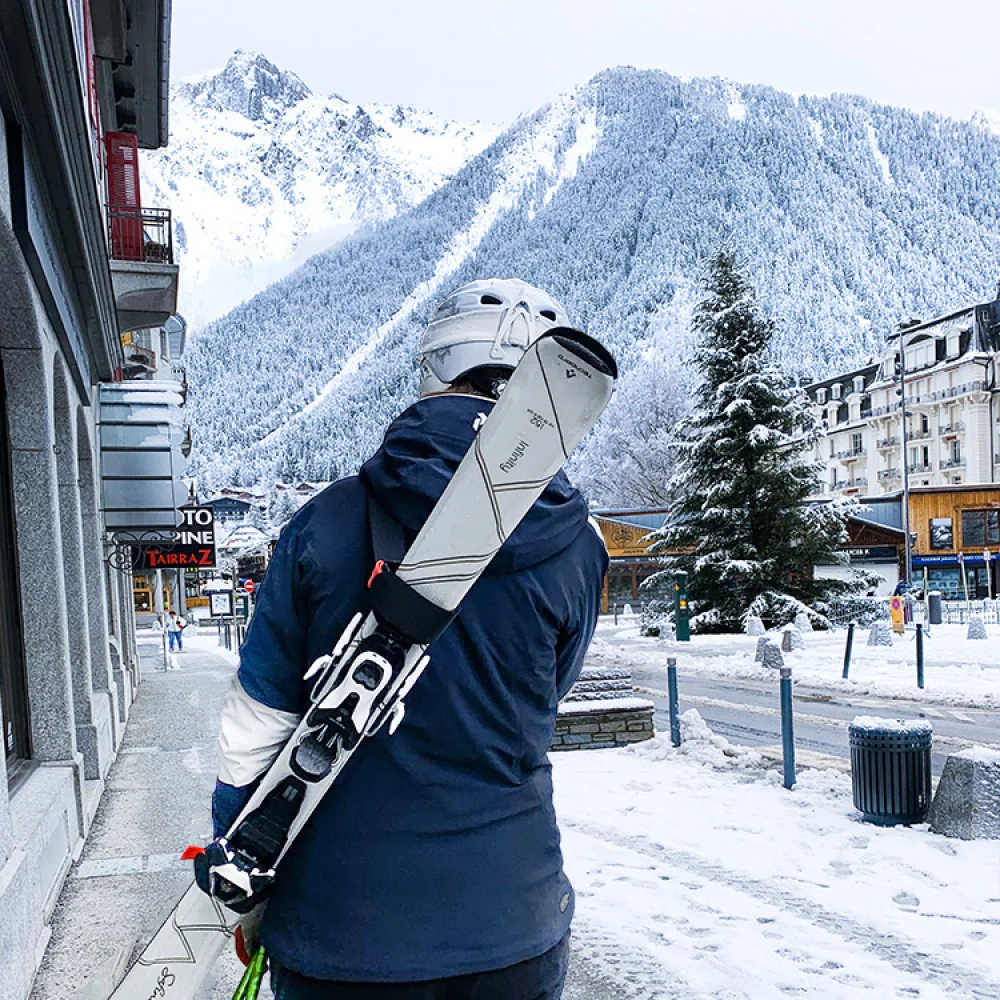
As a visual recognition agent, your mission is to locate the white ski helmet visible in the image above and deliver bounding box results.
[419,278,570,397]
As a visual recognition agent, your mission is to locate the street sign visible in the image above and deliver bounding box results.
[889,596,905,634]
[135,506,217,570]
[243,579,255,594]
[234,594,251,622]
[209,591,233,618]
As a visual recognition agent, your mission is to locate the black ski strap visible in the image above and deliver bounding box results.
[367,491,407,568]
[365,489,457,646]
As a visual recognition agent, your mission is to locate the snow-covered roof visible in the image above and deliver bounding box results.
[593,509,669,531]
[218,525,270,552]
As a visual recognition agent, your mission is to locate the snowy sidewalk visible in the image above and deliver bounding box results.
[30,631,252,999]
[553,713,1000,1000]
[29,630,625,999]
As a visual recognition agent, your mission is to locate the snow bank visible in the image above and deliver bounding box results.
[592,621,1000,709]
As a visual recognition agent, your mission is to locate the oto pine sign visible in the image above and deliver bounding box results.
[135,506,217,570]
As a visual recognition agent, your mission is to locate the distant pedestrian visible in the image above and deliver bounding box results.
[166,609,187,651]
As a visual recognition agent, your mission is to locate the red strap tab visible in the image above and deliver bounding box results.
[234,925,252,967]
[367,559,386,589]
[180,845,205,861]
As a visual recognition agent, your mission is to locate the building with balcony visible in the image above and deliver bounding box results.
[0,3,179,996]
[806,291,1000,498]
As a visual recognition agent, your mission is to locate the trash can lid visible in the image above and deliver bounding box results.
[850,715,933,734]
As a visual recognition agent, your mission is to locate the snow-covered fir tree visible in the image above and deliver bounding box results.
[646,249,862,632]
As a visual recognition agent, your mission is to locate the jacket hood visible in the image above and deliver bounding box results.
[359,395,590,574]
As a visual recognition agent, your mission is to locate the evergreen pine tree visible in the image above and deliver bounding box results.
[647,249,861,632]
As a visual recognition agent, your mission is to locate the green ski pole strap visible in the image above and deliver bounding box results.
[231,947,267,1000]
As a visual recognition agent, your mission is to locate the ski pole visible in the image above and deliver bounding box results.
[232,947,267,1000]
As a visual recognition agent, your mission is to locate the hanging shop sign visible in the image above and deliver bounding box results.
[134,507,217,569]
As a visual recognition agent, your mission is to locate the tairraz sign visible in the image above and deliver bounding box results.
[135,507,217,569]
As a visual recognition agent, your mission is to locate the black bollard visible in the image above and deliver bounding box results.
[667,656,681,747]
[842,622,855,680]
[916,623,924,690]
[780,665,796,789]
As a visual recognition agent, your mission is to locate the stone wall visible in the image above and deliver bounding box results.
[551,705,655,751]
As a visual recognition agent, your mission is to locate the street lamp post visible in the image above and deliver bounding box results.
[898,333,913,588]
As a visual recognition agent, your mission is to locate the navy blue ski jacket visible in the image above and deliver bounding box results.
[214,394,607,982]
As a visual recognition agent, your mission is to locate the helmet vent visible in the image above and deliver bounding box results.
[480,294,503,305]
[540,309,557,321]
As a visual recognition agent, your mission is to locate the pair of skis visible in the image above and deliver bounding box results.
[104,327,617,999]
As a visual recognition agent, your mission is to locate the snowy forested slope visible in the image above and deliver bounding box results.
[141,51,500,327]
[185,68,1000,502]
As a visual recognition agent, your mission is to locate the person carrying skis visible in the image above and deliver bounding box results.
[208,278,608,999]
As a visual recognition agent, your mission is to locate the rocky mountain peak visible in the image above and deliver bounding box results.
[177,49,312,121]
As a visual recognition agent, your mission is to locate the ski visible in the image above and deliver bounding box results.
[105,327,616,1000]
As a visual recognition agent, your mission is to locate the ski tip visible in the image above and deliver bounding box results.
[540,327,618,380]
[181,845,205,860]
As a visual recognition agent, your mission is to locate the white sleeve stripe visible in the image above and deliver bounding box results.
[217,676,302,787]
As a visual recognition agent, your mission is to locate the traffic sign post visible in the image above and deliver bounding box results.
[889,595,905,634]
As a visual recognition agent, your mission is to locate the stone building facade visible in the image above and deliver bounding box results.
[0,3,179,996]
[806,293,1000,498]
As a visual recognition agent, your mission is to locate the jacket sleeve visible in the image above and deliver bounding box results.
[554,528,608,701]
[215,519,309,814]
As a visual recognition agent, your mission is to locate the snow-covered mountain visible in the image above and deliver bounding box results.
[972,108,1000,135]
[141,51,500,327]
[186,68,1000,503]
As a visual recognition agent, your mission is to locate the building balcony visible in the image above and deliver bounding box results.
[939,457,965,470]
[870,381,987,417]
[877,468,900,482]
[836,447,866,461]
[833,477,868,491]
[908,461,933,473]
[876,436,900,449]
[939,421,965,437]
[106,205,179,332]
[909,428,933,441]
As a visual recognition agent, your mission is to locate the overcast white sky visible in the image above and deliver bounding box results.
[171,0,999,125]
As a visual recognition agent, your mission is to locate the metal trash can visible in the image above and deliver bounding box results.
[848,717,932,826]
[927,590,943,625]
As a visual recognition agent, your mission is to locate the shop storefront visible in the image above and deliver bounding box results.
[593,510,668,612]
[914,555,994,600]
[910,487,1000,599]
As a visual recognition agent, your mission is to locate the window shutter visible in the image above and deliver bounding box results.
[105,131,143,260]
